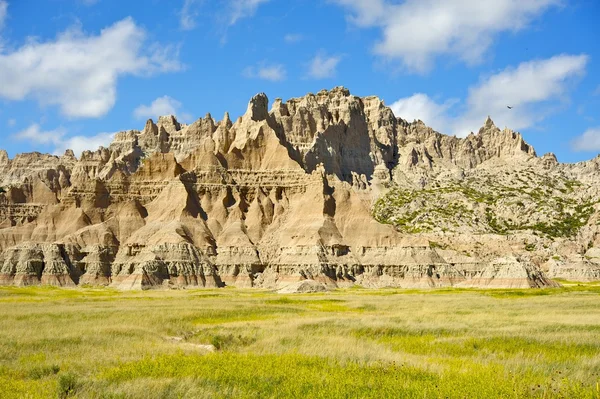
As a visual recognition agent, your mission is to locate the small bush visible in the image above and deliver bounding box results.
[428,241,447,249]
[28,364,60,379]
[210,334,255,350]
[524,243,536,252]
[57,373,79,398]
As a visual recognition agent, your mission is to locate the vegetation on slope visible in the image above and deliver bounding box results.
[373,169,597,238]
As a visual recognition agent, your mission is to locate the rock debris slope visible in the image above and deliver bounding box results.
[0,87,598,289]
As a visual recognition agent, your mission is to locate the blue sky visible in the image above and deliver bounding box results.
[0,0,598,163]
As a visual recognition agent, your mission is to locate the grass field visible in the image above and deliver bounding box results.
[0,283,599,398]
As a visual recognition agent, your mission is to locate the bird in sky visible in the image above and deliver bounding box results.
[507,106,513,109]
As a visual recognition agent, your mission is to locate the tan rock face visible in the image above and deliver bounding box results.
[1,87,596,289]
[0,243,77,287]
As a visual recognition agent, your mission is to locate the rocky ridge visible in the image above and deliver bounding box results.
[1,87,598,289]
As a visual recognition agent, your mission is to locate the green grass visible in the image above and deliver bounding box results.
[0,286,599,398]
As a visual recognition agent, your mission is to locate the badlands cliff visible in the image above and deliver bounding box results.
[0,87,598,290]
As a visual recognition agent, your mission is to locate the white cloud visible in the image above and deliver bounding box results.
[243,63,286,81]
[284,34,303,43]
[390,93,456,132]
[307,52,342,79]
[55,132,115,156]
[571,127,600,152]
[180,0,201,31]
[177,0,269,32]
[455,54,588,135]
[333,0,560,73]
[13,124,66,146]
[228,0,270,26]
[389,54,588,137]
[7,118,15,127]
[13,123,115,157]
[0,17,183,119]
[0,0,7,31]
[133,96,186,120]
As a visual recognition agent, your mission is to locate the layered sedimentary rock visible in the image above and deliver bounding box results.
[0,243,77,287]
[1,87,598,289]
[545,254,600,282]
[458,256,560,289]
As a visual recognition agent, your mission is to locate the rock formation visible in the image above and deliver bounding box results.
[1,87,598,289]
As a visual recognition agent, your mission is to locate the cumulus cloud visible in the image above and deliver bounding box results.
[54,132,115,156]
[455,54,588,135]
[307,52,342,79]
[389,54,588,137]
[390,94,457,133]
[243,63,286,81]
[0,17,183,118]
[134,96,181,119]
[12,124,115,157]
[133,96,193,122]
[571,127,600,152]
[13,124,66,146]
[333,0,560,73]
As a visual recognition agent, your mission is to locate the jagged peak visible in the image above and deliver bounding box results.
[221,111,232,127]
[0,150,8,164]
[276,86,357,109]
[157,114,178,123]
[157,115,181,133]
[143,119,158,136]
[271,97,283,108]
[317,86,351,97]
[246,93,269,122]
[471,117,537,158]
[484,115,495,128]
[541,152,558,164]
[0,88,590,181]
